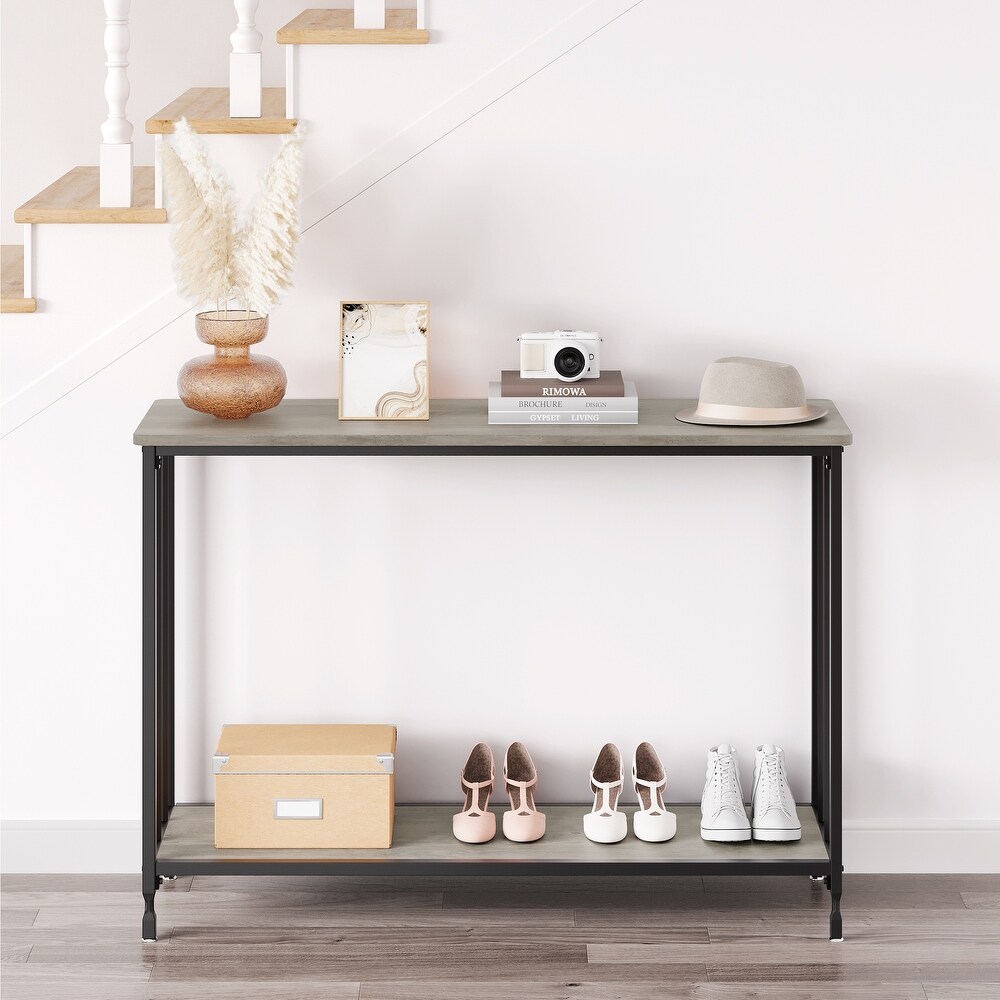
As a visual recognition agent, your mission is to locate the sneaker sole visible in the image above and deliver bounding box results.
[752,827,802,842]
[700,826,751,842]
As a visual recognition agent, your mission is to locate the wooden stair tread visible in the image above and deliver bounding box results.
[1,245,36,313]
[13,167,166,224]
[277,8,428,44]
[146,88,296,134]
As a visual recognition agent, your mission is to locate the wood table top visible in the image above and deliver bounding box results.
[134,399,852,450]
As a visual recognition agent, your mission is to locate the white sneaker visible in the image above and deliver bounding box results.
[751,744,802,842]
[700,744,751,842]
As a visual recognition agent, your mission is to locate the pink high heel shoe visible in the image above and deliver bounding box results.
[453,743,496,844]
[502,742,545,842]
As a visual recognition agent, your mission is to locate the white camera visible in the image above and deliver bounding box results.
[518,331,601,382]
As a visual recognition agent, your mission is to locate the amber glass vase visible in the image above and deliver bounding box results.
[178,311,286,420]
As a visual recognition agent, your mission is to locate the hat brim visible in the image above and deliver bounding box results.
[675,404,828,427]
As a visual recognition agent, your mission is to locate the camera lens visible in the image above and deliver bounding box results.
[554,346,586,381]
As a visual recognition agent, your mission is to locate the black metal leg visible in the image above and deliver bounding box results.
[156,459,166,836]
[142,447,159,941]
[142,890,157,941]
[811,456,822,812]
[163,456,175,812]
[812,450,844,938]
[828,449,844,940]
[814,456,830,838]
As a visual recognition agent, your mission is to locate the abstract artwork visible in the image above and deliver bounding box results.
[339,302,430,420]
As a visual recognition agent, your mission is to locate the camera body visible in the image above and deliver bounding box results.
[518,331,601,382]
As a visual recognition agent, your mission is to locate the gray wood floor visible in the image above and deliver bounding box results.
[2,874,999,999]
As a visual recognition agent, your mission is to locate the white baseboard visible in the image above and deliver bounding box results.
[1,820,140,873]
[3,819,999,874]
[843,819,1000,874]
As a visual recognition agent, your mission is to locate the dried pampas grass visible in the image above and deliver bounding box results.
[235,127,306,315]
[160,121,237,308]
[161,119,305,316]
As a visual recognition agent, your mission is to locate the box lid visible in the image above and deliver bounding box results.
[214,724,396,775]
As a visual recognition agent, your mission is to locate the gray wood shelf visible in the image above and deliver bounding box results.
[159,805,829,871]
[134,398,851,449]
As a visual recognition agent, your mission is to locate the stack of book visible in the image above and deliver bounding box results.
[488,370,638,424]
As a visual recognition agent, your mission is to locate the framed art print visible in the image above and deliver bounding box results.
[339,302,430,420]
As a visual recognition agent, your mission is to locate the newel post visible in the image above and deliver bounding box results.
[230,0,263,117]
[354,0,386,30]
[100,0,133,208]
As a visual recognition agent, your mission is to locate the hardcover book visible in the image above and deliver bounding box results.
[500,370,626,398]
[488,382,637,412]
[488,409,639,425]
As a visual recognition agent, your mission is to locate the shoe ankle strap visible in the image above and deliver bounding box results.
[590,771,623,791]
[633,771,666,790]
[461,773,494,791]
[504,774,536,790]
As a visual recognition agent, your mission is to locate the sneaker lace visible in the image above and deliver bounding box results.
[761,755,790,814]
[714,756,741,810]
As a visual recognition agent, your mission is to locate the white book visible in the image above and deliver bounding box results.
[488,381,637,412]
[488,409,638,425]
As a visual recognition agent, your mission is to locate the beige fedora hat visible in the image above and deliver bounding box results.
[676,357,828,426]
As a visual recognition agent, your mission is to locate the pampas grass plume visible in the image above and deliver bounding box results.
[236,127,306,315]
[161,119,305,315]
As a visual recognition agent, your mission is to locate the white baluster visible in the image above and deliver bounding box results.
[154,135,163,210]
[99,0,133,208]
[230,0,262,118]
[417,0,426,30]
[354,0,386,30]
[22,224,34,300]
[285,45,297,119]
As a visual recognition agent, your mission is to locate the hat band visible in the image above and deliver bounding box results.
[695,402,811,421]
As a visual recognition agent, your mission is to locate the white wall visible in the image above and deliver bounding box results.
[2,1,1000,873]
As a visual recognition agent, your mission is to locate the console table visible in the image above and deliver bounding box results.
[134,398,851,941]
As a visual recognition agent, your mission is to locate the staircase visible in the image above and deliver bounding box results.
[2,0,646,439]
[1,1,428,318]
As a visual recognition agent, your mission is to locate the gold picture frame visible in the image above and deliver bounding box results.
[338,301,430,420]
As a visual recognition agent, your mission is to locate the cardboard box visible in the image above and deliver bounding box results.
[213,724,396,849]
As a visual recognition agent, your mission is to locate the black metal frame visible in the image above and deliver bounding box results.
[141,443,843,941]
